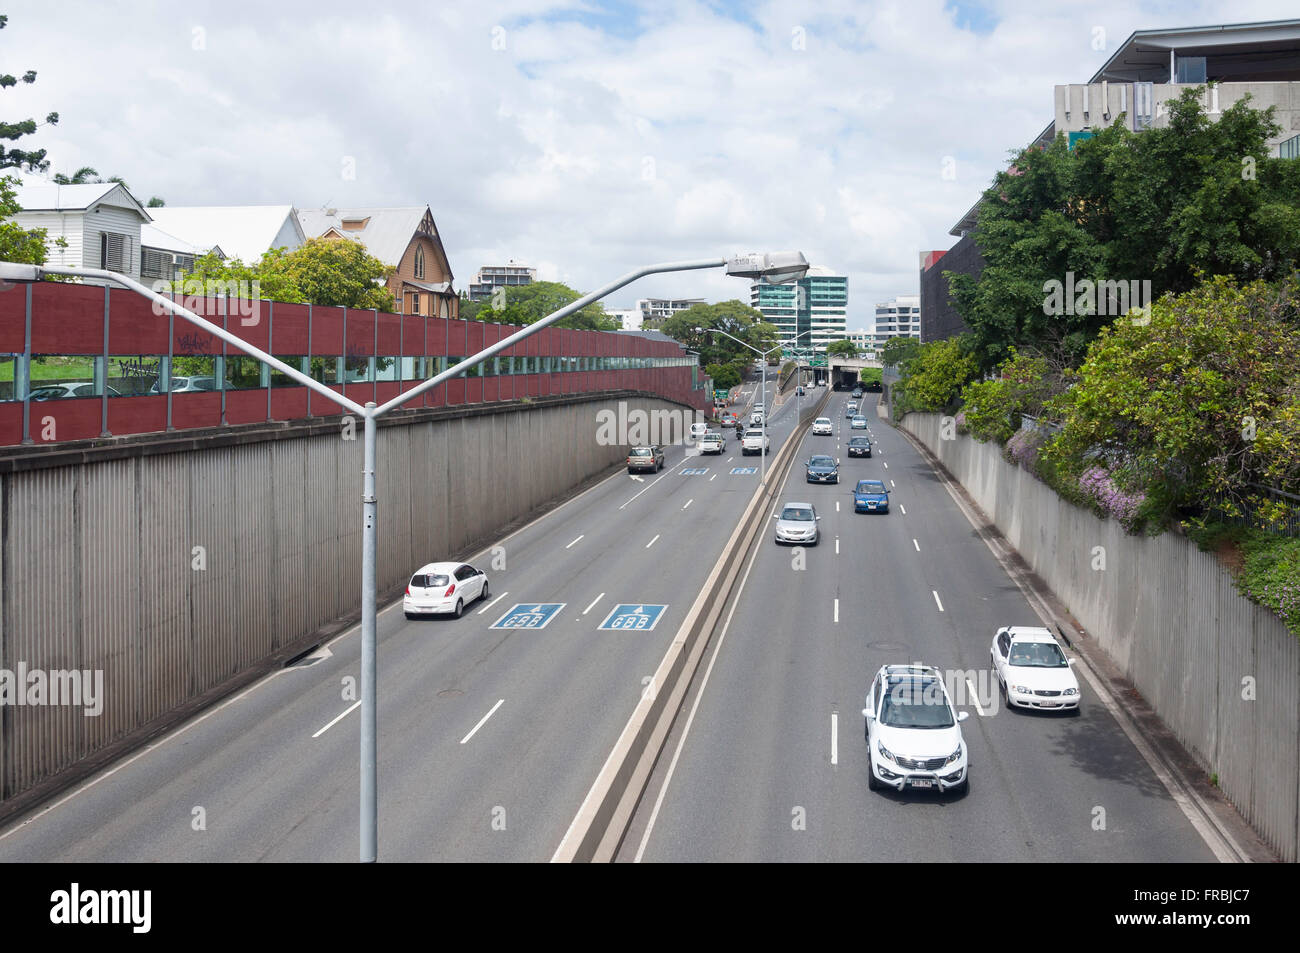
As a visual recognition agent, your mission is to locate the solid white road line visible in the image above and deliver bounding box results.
[966,679,987,716]
[313,701,361,739]
[459,699,505,745]
[565,535,584,549]
[645,534,660,549]
[933,590,944,612]
[831,712,839,766]
[583,593,606,615]
[913,539,920,552]
[477,590,508,615]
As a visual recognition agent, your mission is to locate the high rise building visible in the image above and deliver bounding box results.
[749,266,848,353]
[873,295,921,350]
[637,297,706,329]
[468,261,536,301]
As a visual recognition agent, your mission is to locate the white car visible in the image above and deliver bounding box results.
[773,501,820,545]
[864,664,969,794]
[699,431,725,454]
[689,421,709,440]
[404,562,488,619]
[749,412,764,427]
[812,417,833,435]
[990,626,1080,711]
[741,429,770,455]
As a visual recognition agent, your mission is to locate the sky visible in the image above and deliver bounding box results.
[5,0,1298,329]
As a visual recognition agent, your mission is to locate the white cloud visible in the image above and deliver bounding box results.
[4,0,1296,322]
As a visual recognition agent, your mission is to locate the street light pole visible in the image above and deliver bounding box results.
[4,250,806,863]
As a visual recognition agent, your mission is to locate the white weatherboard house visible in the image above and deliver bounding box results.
[14,182,152,284]
[145,206,305,265]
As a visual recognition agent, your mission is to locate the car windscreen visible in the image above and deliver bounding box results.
[630,448,651,456]
[850,438,869,445]
[411,573,449,588]
[809,456,834,467]
[856,482,885,493]
[780,507,814,521]
[880,680,955,728]
[1009,641,1067,667]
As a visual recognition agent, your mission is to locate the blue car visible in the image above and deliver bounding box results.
[853,479,889,513]
[805,454,840,484]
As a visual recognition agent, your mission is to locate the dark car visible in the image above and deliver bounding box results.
[805,454,840,484]
[627,445,665,473]
[853,479,890,513]
[847,436,872,457]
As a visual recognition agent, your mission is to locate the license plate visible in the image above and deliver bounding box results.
[909,778,934,789]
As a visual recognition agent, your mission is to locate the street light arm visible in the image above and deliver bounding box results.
[376,258,726,417]
[30,265,369,417]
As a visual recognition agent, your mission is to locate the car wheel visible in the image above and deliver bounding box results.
[404,611,415,620]
[953,776,969,796]
[452,598,463,619]
[867,753,881,791]
[480,580,489,602]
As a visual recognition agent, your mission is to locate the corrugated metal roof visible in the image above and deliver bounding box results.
[296,207,428,267]
[16,182,150,219]
[140,223,219,256]
[146,206,303,264]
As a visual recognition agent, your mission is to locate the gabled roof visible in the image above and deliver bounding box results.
[297,206,453,280]
[15,182,151,221]
[146,206,304,264]
[140,223,224,258]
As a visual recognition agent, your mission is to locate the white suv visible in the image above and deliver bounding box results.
[863,664,969,794]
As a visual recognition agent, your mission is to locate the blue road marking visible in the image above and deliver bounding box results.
[597,604,669,632]
[730,467,757,475]
[682,467,709,475]
[490,603,566,630]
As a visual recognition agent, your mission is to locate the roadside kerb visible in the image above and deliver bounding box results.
[551,388,830,861]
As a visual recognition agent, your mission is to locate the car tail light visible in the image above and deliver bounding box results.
[445,583,456,597]
[405,586,411,595]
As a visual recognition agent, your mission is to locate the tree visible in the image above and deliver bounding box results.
[0,173,49,264]
[827,339,860,358]
[473,280,616,330]
[1043,275,1300,528]
[0,15,58,172]
[458,292,484,322]
[880,336,921,368]
[950,88,1300,370]
[959,347,1063,444]
[659,300,774,369]
[175,250,303,305]
[147,197,165,208]
[704,362,741,390]
[264,238,396,311]
[896,336,978,412]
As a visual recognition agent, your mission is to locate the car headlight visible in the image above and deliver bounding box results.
[877,742,894,763]
[1012,685,1032,694]
[1062,687,1079,696]
[945,744,963,764]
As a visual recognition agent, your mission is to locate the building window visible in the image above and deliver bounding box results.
[412,292,420,314]
[414,245,425,280]
[100,232,130,273]
[1175,55,1207,84]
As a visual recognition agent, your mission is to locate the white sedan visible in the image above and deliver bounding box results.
[812,417,833,435]
[864,664,969,794]
[990,626,1080,711]
[404,562,489,619]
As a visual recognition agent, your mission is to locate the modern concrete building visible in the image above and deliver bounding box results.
[636,297,706,329]
[873,295,921,349]
[605,308,644,331]
[924,18,1300,342]
[749,266,848,353]
[467,261,536,302]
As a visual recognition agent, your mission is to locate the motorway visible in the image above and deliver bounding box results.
[619,393,1217,862]
[0,383,1220,862]
[0,377,805,861]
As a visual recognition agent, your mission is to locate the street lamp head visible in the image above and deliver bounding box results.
[0,262,44,284]
[724,251,809,284]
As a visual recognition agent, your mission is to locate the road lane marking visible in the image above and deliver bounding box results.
[883,462,888,469]
[831,712,839,766]
[620,458,687,509]
[899,504,907,515]
[933,590,944,612]
[477,590,508,615]
[460,699,505,745]
[835,537,840,554]
[913,539,920,552]
[966,679,987,717]
[645,534,660,549]
[682,498,693,510]
[583,593,606,615]
[565,535,584,549]
[710,473,717,481]
[890,480,895,488]
[313,701,361,738]
[835,500,840,512]
[834,598,839,623]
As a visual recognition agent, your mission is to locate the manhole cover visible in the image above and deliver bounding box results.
[436,688,463,698]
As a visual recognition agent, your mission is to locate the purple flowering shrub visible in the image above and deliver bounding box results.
[1002,427,1044,474]
[1078,466,1146,529]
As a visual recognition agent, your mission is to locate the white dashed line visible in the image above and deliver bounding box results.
[583,593,605,615]
[477,591,508,615]
[459,699,505,745]
[565,535,584,549]
[682,498,693,510]
[833,598,839,623]
[645,535,660,549]
[967,679,988,717]
[933,590,944,612]
[913,539,920,552]
[899,504,907,515]
[835,537,840,554]
[831,713,839,766]
[313,701,361,739]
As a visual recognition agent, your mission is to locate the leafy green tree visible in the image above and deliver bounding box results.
[175,250,303,304]
[146,196,165,208]
[660,300,774,368]
[950,88,1300,370]
[880,336,921,368]
[897,336,978,412]
[0,174,48,263]
[827,339,860,358]
[1042,276,1300,528]
[474,280,616,330]
[704,362,741,390]
[458,292,484,322]
[959,347,1063,444]
[0,15,58,172]
[265,238,395,311]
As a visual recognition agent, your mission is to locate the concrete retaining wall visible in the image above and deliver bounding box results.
[0,393,694,811]
[902,412,1300,862]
